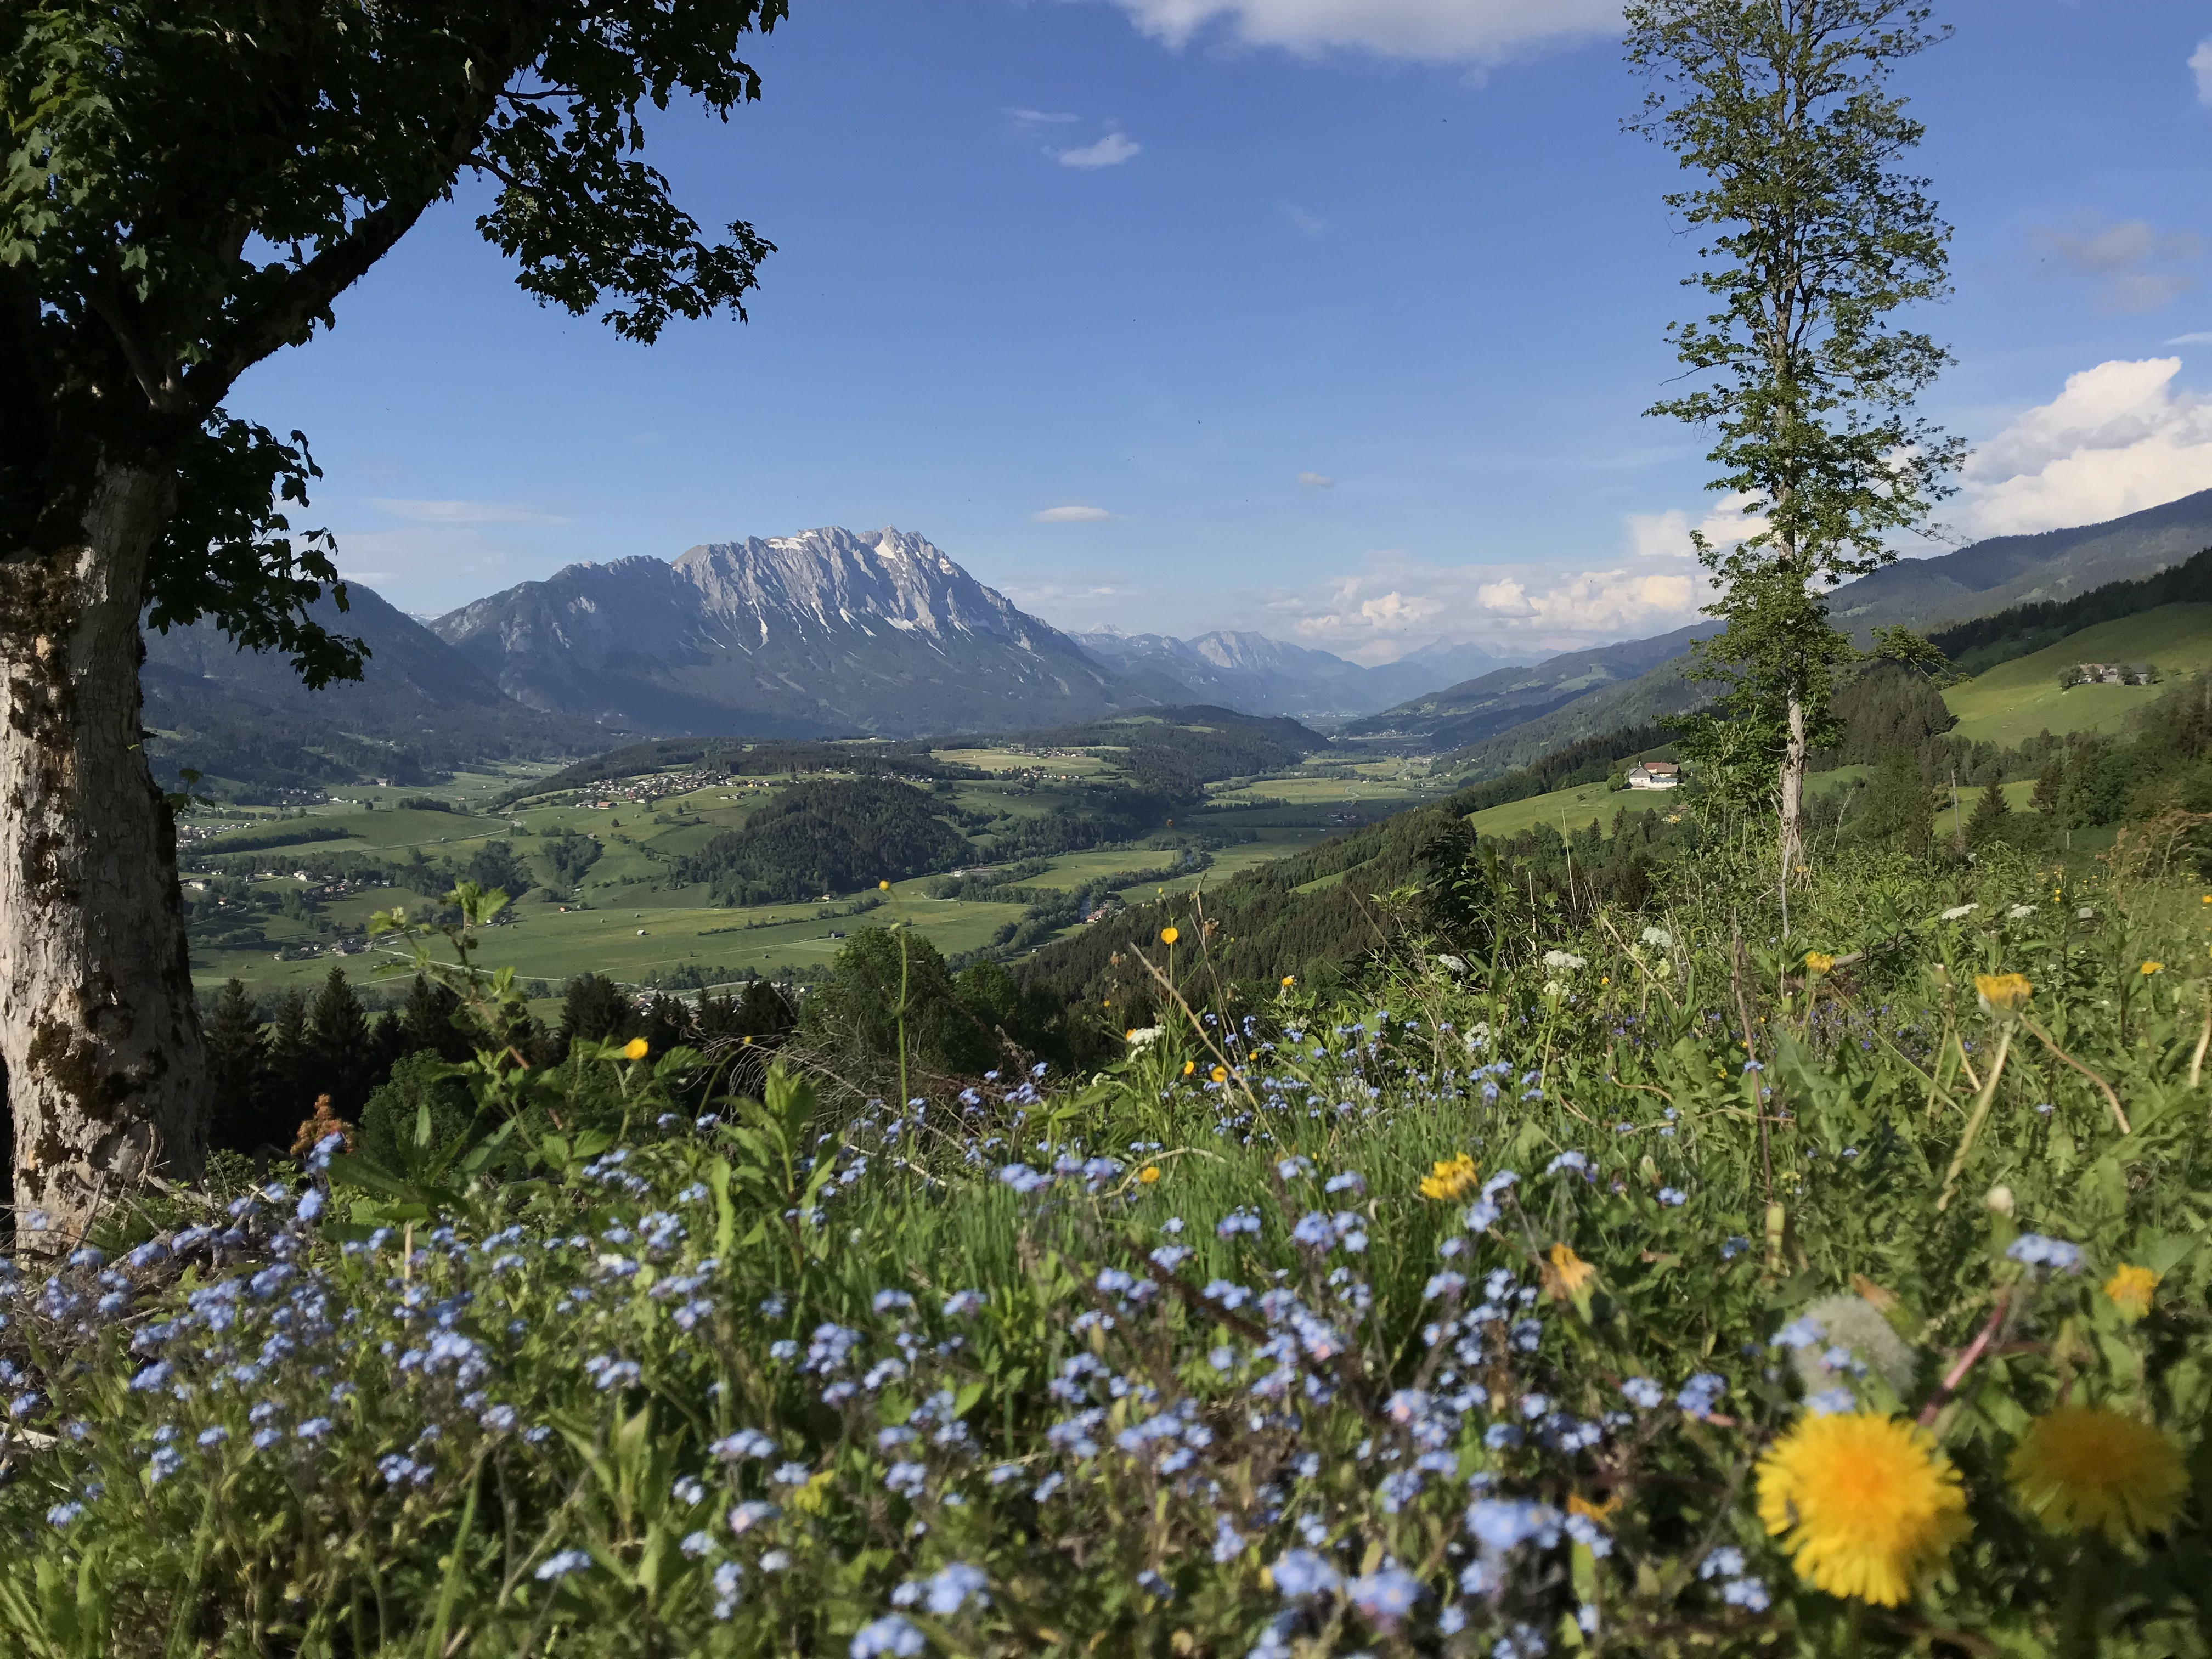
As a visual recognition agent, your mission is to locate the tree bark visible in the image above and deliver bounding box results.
[1,461,207,1250]
[1779,690,1808,878]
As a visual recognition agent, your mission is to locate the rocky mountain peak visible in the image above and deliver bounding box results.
[432,525,1137,737]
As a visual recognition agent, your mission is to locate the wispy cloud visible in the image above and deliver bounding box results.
[2028,216,2200,315]
[1298,471,1335,488]
[369,499,570,526]
[1032,504,1119,523]
[1283,203,1325,236]
[1009,107,1079,126]
[1057,132,1141,168]
[1104,0,1620,64]
[2166,332,2212,347]
[1267,551,1701,661]
[2192,38,2212,104]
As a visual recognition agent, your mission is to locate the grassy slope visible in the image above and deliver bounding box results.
[1944,602,2212,747]
[1458,767,2042,845]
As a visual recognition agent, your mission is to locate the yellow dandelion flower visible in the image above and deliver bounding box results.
[1756,1412,1968,1607]
[1125,1028,1138,1041]
[2140,960,2164,976]
[1182,1060,1196,1076]
[1566,1491,1621,1523]
[2008,1406,2186,1542]
[1975,973,2033,1016]
[1804,951,1837,977]
[1280,975,1296,988]
[1160,926,1180,945]
[620,1037,650,1060]
[1138,1165,1161,1185]
[1419,1154,1480,1202]
[1209,1064,1228,1084]
[878,879,890,890]
[1544,1242,1596,1298]
[2104,1263,2159,1321]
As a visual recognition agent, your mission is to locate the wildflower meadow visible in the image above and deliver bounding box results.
[1,838,2208,1658]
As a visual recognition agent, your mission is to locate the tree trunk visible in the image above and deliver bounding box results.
[1,461,207,1250]
[1779,690,1808,879]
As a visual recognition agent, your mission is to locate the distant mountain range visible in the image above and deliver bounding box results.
[1339,622,1721,751]
[1071,627,1515,720]
[143,585,610,789]
[1350,487,2212,763]
[154,526,1494,791]
[143,490,2212,793]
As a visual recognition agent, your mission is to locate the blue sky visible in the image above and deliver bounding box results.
[232,0,2212,663]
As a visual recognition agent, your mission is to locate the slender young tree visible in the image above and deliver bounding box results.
[1626,0,1964,874]
[3,2,787,1238]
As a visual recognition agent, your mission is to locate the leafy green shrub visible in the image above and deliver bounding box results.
[357,1051,479,1173]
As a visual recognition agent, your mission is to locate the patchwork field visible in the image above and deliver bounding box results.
[179,746,1346,1000]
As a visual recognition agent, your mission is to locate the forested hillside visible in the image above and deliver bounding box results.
[676,779,972,904]
[1928,543,2212,674]
[1003,707,1327,797]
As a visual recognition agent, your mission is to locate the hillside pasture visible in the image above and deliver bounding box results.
[1944,601,2212,747]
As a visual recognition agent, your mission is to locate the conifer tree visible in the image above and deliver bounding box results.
[561,975,634,1046]
[308,968,377,1118]
[262,992,314,1152]
[201,979,268,1154]
[1965,778,2011,847]
[2031,758,2066,817]
[400,973,475,1064]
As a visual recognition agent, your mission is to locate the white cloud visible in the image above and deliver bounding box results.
[1107,0,1619,63]
[369,499,569,526]
[2028,217,2200,315]
[1057,132,1142,168]
[1010,107,1079,125]
[1269,552,1701,661]
[1962,357,2212,537]
[1622,490,1766,561]
[1032,504,1118,523]
[2192,38,2212,104]
[1298,471,1335,488]
[2166,331,2212,347]
[1283,203,1326,236]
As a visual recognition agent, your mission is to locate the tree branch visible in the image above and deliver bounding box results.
[191,52,528,404]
